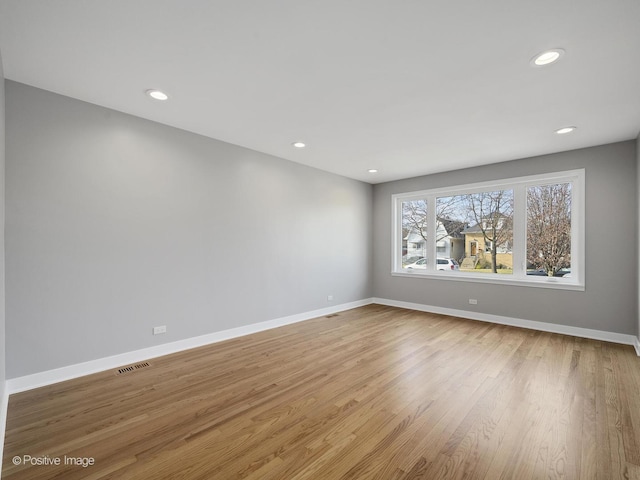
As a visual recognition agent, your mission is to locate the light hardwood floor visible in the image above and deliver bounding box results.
[3,305,640,479]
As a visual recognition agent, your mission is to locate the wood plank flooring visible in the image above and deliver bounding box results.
[3,304,640,479]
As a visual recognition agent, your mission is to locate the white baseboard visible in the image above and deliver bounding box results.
[6,296,639,396]
[6,298,374,394]
[373,297,640,354]
[0,386,9,470]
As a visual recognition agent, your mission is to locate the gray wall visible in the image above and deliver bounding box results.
[5,81,373,378]
[638,133,640,338]
[0,52,5,397]
[373,141,638,335]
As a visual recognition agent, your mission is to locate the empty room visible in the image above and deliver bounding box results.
[0,1,640,479]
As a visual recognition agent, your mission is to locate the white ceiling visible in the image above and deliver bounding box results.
[1,1,639,184]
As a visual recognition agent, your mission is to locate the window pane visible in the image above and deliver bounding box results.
[437,190,513,274]
[526,183,571,277]
[401,199,427,267]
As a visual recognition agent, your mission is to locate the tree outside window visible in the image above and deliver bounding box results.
[526,183,571,276]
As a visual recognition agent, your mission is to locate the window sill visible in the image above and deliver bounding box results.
[391,270,585,291]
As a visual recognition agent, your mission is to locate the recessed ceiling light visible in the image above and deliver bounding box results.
[292,142,306,148]
[531,48,565,67]
[368,169,378,173]
[146,89,169,101]
[555,126,576,135]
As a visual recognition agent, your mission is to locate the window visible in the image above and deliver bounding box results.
[392,169,584,290]
[526,183,572,277]
[401,199,428,266]
[436,190,513,274]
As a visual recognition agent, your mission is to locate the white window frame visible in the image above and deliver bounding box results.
[392,169,585,291]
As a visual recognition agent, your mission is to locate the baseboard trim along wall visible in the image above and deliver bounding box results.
[0,390,9,471]
[373,297,640,355]
[6,299,374,395]
[6,297,640,395]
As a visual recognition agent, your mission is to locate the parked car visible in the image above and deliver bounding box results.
[437,258,459,271]
[406,258,460,270]
[406,258,427,269]
[402,255,424,267]
[526,267,571,277]
[526,269,548,276]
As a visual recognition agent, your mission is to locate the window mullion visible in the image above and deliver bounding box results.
[427,194,437,272]
[572,173,585,285]
[512,184,526,277]
[393,195,402,271]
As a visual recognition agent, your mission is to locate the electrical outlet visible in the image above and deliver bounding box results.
[327,295,334,302]
[468,299,478,305]
[153,326,167,335]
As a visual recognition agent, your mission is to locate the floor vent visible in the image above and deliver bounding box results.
[116,362,151,375]
[326,313,339,318]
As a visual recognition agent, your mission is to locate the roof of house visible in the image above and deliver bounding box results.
[462,223,483,234]
[438,218,467,238]
[461,213,512,235]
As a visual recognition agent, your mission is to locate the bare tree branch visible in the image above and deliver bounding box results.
[464,190,513,273]
[526,183,571,275]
